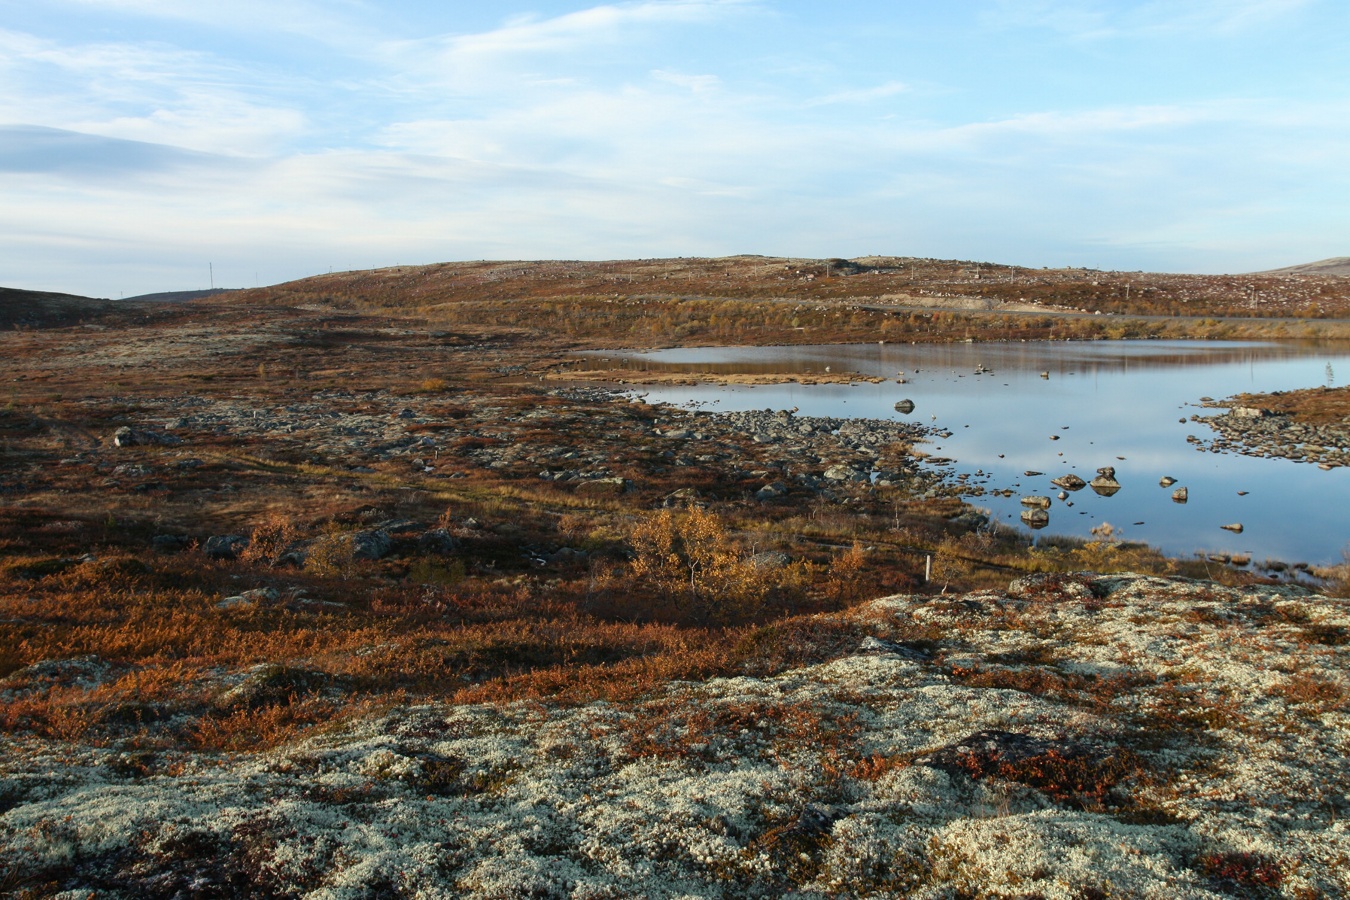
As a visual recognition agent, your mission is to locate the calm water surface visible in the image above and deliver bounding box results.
[595,340,1350,566]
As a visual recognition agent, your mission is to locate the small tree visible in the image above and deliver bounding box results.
[629,507,771,623]
[239,512,300,568]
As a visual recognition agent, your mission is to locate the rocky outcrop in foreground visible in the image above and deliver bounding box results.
[2,574,1347,898]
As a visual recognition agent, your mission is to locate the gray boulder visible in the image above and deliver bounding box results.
[113,426,182,448]
[755,481,789,500]
[351,530,393,561]
[203,534,249,560]
[417,529,459,555]
[1020,508,1049,528]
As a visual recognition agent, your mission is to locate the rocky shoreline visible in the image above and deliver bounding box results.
[1198,402,1350,469]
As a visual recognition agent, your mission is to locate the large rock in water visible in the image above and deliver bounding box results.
[893,399,915,414]
[1089,468,1121,496]
[1019,496,1052,509]
[1020,508,1049,528]
[1050,474,1086,491]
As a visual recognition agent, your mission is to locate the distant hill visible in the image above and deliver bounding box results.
[122,288,234,303]
[0,286,115,329]
[1257,257,1350,276]
[0,286,238,329]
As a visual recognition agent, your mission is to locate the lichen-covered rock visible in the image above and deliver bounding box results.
[202,534,248,560]
[350,529,393,560]
[2,574,1346,899]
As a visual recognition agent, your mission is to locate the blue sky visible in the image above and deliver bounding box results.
[2,0,1347,297]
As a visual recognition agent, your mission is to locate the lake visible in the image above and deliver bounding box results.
[590,340,1350,568]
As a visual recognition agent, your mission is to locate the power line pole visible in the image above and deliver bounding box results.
[209,262,214,290]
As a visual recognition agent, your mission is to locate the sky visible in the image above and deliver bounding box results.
[2,0,1348,297]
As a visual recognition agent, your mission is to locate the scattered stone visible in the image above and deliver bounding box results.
[112,426,182,448]
[1220,522,1244,533]
[748,551,791,571]
[576,477,630,496]
[351,530,393,561]
[1089,472,1121,496]
[755,481,789,500]
[216,587,281,610]
[203,534,248,560]
[1020,508,1049,528]
[823,465,866,482]
[217,664,331,711]
[1171,487,1188,503]
[151,534,190,554]
[1050,474,1086,491]
[1019,496,1051,509]
[1159,476,1176,487]
[893,399,915,413]
[417,529,459,555]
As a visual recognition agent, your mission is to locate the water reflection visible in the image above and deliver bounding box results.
[582,339,1349,378]
[591,340,1350,566]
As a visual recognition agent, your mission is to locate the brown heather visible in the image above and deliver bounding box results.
[0,255,1337,757]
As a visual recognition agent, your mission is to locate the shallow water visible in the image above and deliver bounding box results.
[594,340,1350,566]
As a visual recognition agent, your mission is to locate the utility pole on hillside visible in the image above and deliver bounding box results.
[210,263,214,290]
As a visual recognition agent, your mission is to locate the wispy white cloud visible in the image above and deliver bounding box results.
[378,1,752,94]
[983,0,1315,39]
[1139,0,1315,34]
[0,125,236,178]
[652,70,722,93]
[806,81,909,107]
[56,0,378,47]
[0,28,307,154]
[437,2,749,58]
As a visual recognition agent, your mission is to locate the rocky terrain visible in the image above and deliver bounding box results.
[2,257,1349,898]
[1200,405,1350,469]
[3,573,1346,898]
[1196,387,1350,470]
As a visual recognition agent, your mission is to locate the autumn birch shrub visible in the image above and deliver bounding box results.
[303,531,358,578]
[628,507,774,624]
[238,512,301,568]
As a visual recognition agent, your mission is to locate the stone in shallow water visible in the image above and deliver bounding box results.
[1020,508,1049,528]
